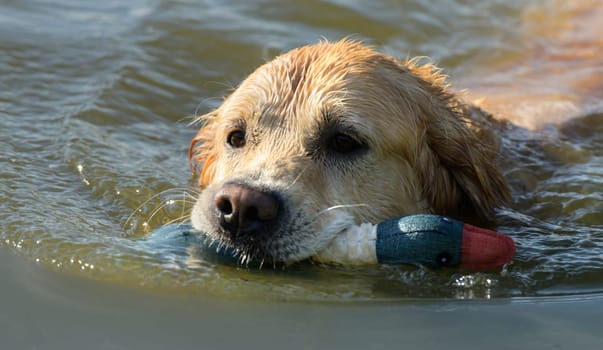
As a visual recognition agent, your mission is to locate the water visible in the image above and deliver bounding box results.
[1,0,603,307]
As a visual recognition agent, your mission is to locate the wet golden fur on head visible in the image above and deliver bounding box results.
[190,39,509,229]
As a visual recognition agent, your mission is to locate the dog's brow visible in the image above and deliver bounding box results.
[320,108,350,128]
[319,110,360,132]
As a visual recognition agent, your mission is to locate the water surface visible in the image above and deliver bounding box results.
[1,0,602,304]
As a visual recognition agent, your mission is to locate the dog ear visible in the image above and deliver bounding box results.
[401,60,511,221]
[189,111,219,187]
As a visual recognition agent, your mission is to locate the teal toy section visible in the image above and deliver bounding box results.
[376,215,463,267]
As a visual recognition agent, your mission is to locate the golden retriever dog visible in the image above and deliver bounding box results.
[188,39,511,263]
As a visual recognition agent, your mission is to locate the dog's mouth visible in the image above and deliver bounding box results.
[202,214,326,264]
[229,214,355,264]
[208,218,299,264]
[191,188,356,264]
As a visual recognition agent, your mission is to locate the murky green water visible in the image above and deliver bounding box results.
[1,0,602,304]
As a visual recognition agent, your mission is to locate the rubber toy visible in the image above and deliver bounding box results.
[140,214,515,270]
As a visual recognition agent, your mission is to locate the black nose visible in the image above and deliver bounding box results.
[214,183,280,238]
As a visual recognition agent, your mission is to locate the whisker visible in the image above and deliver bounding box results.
[303,203,369,232]
[123,192,170,232]
[145,202,177,229]
[191,96,223,125]
[123,187,198,232]
[144,196,195,228]
[163,214,191,226]
[314,203,370,217]
[175,191,199,203]
[284,165,308,190]
[180,191,188,221]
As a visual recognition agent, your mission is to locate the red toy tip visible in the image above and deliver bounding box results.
[460,224,515,270]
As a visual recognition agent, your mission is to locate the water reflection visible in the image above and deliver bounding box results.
[0,0,602,301]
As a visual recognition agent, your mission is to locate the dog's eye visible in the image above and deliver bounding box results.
[328,133,364,154]
[227,130,246,148]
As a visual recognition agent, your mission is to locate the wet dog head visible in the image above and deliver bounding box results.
[189,40,509,263]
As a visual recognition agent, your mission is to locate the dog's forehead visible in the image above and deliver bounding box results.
[215,40,425,158]
[224,41,398,129]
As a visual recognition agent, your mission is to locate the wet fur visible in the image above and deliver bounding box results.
[189,40,510,262]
